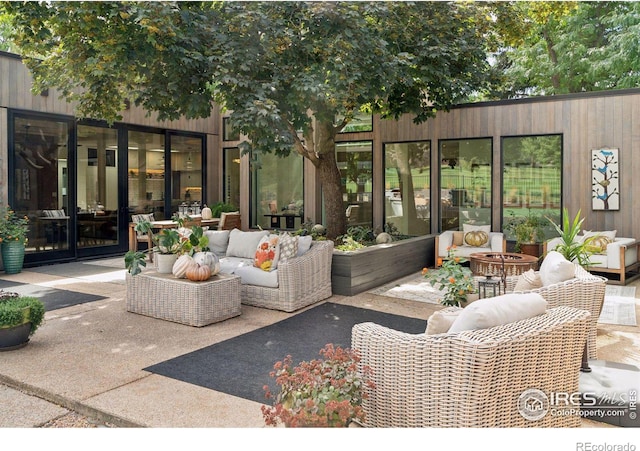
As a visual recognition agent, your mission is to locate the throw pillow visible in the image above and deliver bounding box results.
[462,223,491,247]
[203,230,230,256]
[538,251,575,286]
[297,235,313,256]
[587,235,613,254]
[226,229,269,259]
[513,269,543,291]
[452,231,465,246]
[254,234,280,272]
[279,232,299,263]
[448,293,548,333]
[425,308,462,335]
[582,230,617,241]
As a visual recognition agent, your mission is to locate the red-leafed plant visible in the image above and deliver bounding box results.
[262,343,375,427]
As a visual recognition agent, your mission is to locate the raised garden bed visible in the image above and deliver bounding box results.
[331,235,435,296]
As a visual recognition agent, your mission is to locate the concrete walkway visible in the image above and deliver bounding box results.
[1,257,638,436]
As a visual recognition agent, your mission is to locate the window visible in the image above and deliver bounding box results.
[223,117,240,141]
[250,151,304,230]
[502,135,562,238]
[336,141,373,228]
[384,141,431,235]
[439,138,492,231]
[170,134,204,214]
[127,130,166,217]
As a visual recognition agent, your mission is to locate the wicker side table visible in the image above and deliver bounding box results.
[126,271,241,327]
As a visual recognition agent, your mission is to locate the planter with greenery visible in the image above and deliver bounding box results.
[504,209,550,257]
[0,291,45,351]
[0,206,30,274]
[262,343,374,427]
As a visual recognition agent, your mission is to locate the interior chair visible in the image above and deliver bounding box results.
[131,213,155,262]
[218,212,241,230]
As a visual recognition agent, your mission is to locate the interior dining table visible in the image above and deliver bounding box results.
[128,218,220,252]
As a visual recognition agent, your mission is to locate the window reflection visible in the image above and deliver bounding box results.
[337,141,373,228]
[439,138,492,231]
[384,141,431,235]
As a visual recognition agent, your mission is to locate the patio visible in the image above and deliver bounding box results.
[0,257,638,436]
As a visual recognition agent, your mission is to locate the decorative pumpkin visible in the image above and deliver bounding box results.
[201,204,212,220]
[376,232,393,244]
[464,230,488,247]
[193,251,220,276]
[587,236,612,254]
[186,263,212,282]
[172,254,195,279]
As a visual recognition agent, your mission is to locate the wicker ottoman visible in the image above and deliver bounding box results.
[126,271,241,327]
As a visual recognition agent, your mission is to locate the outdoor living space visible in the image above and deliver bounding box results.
[1,256,638,441]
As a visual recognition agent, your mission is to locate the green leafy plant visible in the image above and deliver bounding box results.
[423,245,476,307]
[0,291,45,335]
[546,208,598,267]
[209,202,238,218]
[504,209,549,251]
[262,343,374,427]
[0,206,29,245]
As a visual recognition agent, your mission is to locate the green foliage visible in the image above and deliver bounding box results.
[262,344,374,427]
[0,292,45,335]
[546,208,597,267]
[336,226,375,251]
[0,205,29,245]
[504,209,550,250]
[209,202,237,219]
[124,250,147,276]
[4,1,491,239]
[423,247,475,307]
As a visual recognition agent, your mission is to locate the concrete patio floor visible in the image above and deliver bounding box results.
[0,256,638,445]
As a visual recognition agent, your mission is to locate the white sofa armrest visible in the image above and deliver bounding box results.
[437,231,455,258]
[605,238,638,270]
[489,232,505,253]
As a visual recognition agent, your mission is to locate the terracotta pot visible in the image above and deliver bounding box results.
[519,243,541,258]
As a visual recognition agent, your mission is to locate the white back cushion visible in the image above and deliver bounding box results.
[226,229,269,259]
[448,293,548,333]
[539,251,575,286]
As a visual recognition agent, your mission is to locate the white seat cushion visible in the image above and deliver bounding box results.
[234,265,279,288]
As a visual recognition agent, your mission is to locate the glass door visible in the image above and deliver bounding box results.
[76,124,123,256]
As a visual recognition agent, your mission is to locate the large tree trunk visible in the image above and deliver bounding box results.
[314,120,347,240]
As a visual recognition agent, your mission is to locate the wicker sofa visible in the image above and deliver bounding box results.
[490,263,606,359]
[352,306,590,428]
[205,229,334,312]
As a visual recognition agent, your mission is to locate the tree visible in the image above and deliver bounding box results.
[4,1,492,239]
[489,1,640,98]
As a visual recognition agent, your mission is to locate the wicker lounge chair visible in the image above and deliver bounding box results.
[352,306,590,428]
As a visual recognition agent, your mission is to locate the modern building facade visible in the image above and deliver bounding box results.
[2,50,639,268]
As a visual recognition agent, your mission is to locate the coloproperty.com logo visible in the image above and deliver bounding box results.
[518,388,637,421]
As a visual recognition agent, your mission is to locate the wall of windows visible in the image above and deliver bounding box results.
[502,135,562,238]
[439,138,493,232]
[384,141,431,235]
[250,151,304,230]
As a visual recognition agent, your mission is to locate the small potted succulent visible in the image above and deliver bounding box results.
[0,290,45,351]
[262,343,375,427]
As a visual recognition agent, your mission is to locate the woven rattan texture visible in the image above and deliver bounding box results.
[126,271,241,326]
[240,240,333,312]
[352,306,590,428]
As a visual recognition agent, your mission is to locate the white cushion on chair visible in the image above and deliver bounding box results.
[226,229,269,259]
[448,293,548,333]
[426,309,462,335]
[539,251,575,286]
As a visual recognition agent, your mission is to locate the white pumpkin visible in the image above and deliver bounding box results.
[193,251,220,276]
[201,205,212,220]
[172,254,195,279]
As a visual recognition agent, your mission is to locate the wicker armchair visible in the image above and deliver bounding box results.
[352,306,590,428]
[240,240,334,312]
[509,264,606,359]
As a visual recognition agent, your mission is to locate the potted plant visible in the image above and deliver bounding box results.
[0,290,45,351]
[124,219,186,275]
[423,245,477,307]
[546,208,598,267]
[0,206,29,274]
[262,343,375,427]
[504,209,549,257]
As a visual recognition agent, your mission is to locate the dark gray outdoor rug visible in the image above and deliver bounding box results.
[144,302,426,404]
[0,279,106,311]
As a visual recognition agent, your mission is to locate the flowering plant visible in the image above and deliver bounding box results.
[423,245,475,307]
[0,206,29,245]
[262,343,375,427]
